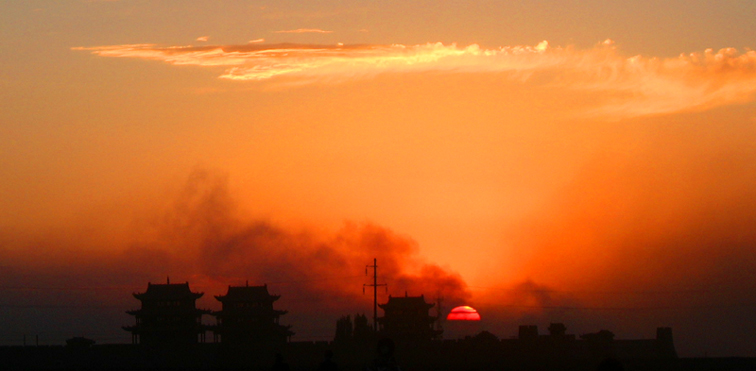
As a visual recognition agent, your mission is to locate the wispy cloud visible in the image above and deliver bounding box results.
[73,41,756,118]
[196,36,209,42]
[273,28,333,34]
[248,38,265,43]
[262,7,370,21]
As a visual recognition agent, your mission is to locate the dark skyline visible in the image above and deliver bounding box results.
[4,0,756,360]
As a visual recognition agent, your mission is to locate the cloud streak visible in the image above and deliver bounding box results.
[273,28,333,34]
[74,41,756,118]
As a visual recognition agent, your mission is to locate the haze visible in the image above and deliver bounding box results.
[2,0,756,357]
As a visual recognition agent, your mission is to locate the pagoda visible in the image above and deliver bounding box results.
[211,283,293,344]
[123,278,211,345]
[377,292,442,342]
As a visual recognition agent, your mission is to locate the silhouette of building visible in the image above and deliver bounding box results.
[334,313,375,344]
[334,315,353,343]
[65,336,95,349]
[123,279,211,345]
[511,323,677,360]
[377,293,442,342]
[211,283,293,344]
[518,325,539,342]
[353,313,374,343]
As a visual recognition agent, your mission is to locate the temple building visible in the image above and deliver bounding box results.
[377,293,442,342]
[211,283,293,344]
[123,279,211,345]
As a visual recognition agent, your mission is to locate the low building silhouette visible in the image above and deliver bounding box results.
[377,293,442,342]
[353,313,374,343]
[123,279,210,345]
[510,323,677,360]
[65,337,95,349]
[334,315,353,344]
[211,283,293,344]
[334,313,375,344]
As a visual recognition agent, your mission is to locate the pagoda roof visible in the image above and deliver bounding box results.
[213,308,288,317]
[215,283,280,302]
[379,293,435,309]
[133,282,204,301]
[127,308,212,315]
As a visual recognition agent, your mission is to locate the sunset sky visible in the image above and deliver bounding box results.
[2,0,756,356]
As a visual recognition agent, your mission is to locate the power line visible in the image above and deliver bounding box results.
[471,302,756,311]
[0,304,126,309]
[0,275,366,292]
[0,286,141,291]
[467,285,737,295]
[264,275,365,285]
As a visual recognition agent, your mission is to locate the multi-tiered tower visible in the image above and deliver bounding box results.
[211,283,293,344]
[123,279,211,345]
[378,293,442,342]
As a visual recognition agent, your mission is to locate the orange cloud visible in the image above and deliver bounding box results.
[73,41,756,118]
[273,28,334,34]
[196,36,209,42]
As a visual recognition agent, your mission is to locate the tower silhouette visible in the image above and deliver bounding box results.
[364,258,387,331]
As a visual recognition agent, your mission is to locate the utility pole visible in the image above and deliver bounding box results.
[436,295,445,338]
[363,258,386,332]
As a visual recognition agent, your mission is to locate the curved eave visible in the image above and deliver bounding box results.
[378,303,434,310]
[133,292,204,300]
[212,310,287,318]
[126,308,211,316]
[215,296,279,304]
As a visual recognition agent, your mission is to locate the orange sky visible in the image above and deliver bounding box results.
[2,0,756,356]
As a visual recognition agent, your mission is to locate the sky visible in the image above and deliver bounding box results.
[2,0,756,357]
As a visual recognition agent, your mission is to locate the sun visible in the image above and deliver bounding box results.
[446,306,481,321]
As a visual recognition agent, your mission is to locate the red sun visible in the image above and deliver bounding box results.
[446,305,481,321]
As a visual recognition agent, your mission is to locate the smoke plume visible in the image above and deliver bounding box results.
[0,169,469,344]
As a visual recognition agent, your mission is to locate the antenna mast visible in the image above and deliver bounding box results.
[364,258,387,331]
[436,294,444,338]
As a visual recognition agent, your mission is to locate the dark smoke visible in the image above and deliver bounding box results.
[0,169,470,344]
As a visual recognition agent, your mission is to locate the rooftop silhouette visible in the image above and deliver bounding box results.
[211,282,293,344]
[0,261,707,370]
[123,279,211,345]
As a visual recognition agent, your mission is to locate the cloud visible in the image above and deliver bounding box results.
[262,8,369,21]
[248,38,265,43]
[74,41,756,118]
[196,36,209,42]
[273,28,333,34]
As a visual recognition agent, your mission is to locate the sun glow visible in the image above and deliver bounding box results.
[447,306,481,321]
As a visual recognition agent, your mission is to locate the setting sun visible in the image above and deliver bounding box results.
[2,0,756,360]
[447,306,481,321]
